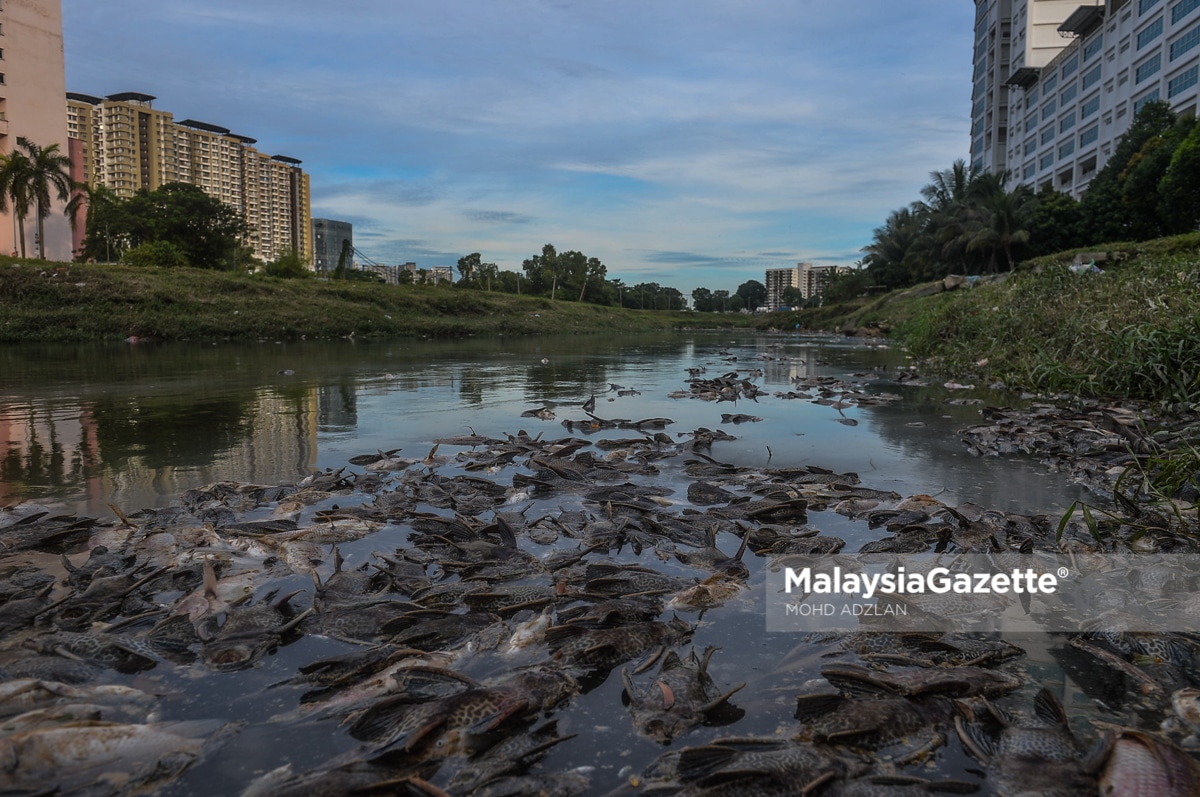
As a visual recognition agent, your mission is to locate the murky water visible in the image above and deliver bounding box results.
[0,333,1132,795]
[0,334,1083,518]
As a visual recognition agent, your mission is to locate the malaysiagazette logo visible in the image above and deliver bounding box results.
[783,565,1059,600]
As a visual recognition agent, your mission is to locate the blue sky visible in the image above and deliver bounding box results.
[61,1,975,296]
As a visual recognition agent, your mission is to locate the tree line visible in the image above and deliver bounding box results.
[861,100,1200,290]
[690,281,766,312]
[453,245,688,310]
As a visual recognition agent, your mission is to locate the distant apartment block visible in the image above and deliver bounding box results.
[800,262,853,300]
[66,92,312,265]
[1,0,73,261]
[764,264,804,311]
[312,218,353,273]
[971,0,1200,198]
[764,262,850,310]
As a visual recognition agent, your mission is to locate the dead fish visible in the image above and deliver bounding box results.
[622,647,745,743]
[547,617,693,671]
[820,663,1021,699]
[668,737,845,792]
[0,718,238,794]
[956,687,1106,797]
[349,667,576,755]
[794,691,949,764]
[1171,688,1200,746]
[447,719,577,792]
[666,574,749,613]
[1099,729,1200,796]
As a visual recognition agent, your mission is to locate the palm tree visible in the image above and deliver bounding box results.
[0,146,34,258]
[18,138,75,260]
[861,206,923,288]
[916,159,987,275]
[963,183,1038,273]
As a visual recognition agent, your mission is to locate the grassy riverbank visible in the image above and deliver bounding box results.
[762,234,1200,406]
[0,258,753,343]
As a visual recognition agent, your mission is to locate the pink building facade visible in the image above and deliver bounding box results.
[0,0,72,261]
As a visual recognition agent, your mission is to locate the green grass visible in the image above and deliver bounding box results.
[751,234,1200,407]
[0,258,753,343]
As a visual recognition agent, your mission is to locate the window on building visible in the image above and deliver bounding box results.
[1138,18,1165,49]
[1042,99,1057,119]
[1062,56,1080,79]
[1136,53,1163,82]
[1043,73,1059,91]
[1082,65,1102,89]
[1061,111,1077,133]
[1042,126,1056,144]
[1040,152,1055,170]
[1025,137,1038,156]
[1024,162,1037,180]
[1082,95,1101,117]
[1171,24,1200,60]
[1059,139,1076,158]
[1135,88,1162,112]
[1084,34,1105,60]
[1080,124,1100,147]
[1141,0,1163,13]
[1063,83,1079,103]
[1173,0,1200,24]
[1169,64,1200,96]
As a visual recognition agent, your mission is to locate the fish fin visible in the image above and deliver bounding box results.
[543,624,588,646]
[954,716,994,764]
[698,646,720,674]
[924,779,982,794]
[701,682,746,713]
[620,668,640,705]
[675,744,740,781]
[1033,687,1069,727]
[820,664,896,698]
[794,691,845,722]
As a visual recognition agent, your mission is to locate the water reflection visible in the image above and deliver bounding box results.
[0,334,1086,520]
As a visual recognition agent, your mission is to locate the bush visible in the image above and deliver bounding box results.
[121,240,189,269]
[264,251,311,279]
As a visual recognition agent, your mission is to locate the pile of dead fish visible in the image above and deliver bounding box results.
[959,399,1200,508]
[1,368,1199,795]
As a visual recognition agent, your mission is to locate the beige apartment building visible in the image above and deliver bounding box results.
[1,0,73,261]
[764,262,852,310]
[67,92,311,265]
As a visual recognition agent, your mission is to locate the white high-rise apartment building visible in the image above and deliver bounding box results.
[971,0,1200,198]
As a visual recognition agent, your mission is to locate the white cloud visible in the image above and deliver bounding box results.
[62,0,975,295]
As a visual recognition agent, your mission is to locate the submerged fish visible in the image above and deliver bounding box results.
[0,718,238,794]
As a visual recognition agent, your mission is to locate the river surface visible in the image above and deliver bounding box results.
[0,333,1128,795]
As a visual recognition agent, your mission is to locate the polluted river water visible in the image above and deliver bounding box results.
[0,332,1193,796]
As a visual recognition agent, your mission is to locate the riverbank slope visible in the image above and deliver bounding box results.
[759,233,1200,404]
[0,258,752,342]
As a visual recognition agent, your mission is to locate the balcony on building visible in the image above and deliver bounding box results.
[1058,6,1106,39]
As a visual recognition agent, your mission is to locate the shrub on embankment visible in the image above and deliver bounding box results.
[894,233,1200,405]
[0,259,752,342]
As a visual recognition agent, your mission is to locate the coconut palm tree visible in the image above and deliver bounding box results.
[0,146,34,257]
[963,183,1038,273]
[861,206,923,288]
[16,138,75,260]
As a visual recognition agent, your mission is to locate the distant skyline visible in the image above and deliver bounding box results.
[61,1,974,296]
